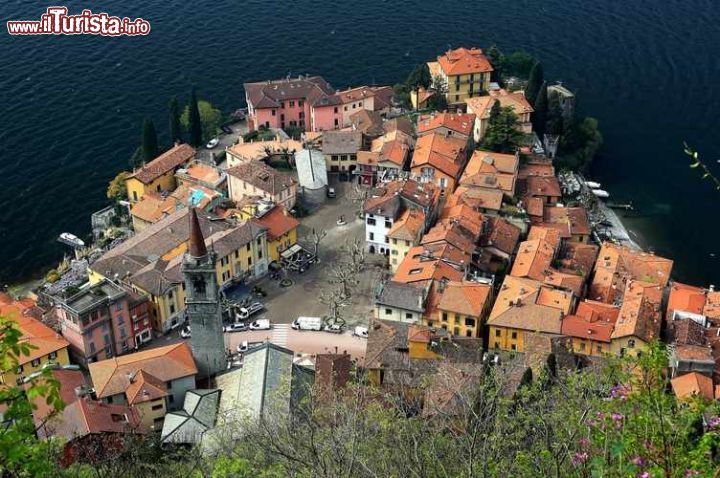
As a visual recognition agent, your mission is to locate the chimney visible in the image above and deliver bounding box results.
[188,208,208,258]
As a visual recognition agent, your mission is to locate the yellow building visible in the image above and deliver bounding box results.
[428,47,494,105]
[90,208,268,333]
[125,370,169,430]
[125,144,196,203]
[0,296,70,386]
[430,281,492,338]
[609,281,663,358]
[388,209,426,272]
[234,200,299,263]
[560,300,620,357]
[487,276,573,353]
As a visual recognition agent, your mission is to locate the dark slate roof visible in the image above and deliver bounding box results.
[321,131,363,155]
[244,76,336,109]
[375,281,426,313]
[161,389,221,444]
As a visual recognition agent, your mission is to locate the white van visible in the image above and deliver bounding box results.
[291,316,323,331]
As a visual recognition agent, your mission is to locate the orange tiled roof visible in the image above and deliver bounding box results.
[439,203,484,238]
[437,47,493,76]
[704,291,720,323]
[411,133,467,179]
[437,281,492,317]
[393,244,468,284]
[89,342,197,399]
[518,161,555,179]
[561,315,614,343]
[0,295,69,365]
[557,242,599,279]
[388,209,426,242]
[460,150,518,194]
[417,113,476,137]
[465,96,496,120]
[589,242,674,303]
[488,88,534,115]
[125,370,168,405]
[482,217,521,256]
[130,192,177,224]
[510,239,555,281]
[487,276,571,334]
[129,144,196,185]
[421,220,477,255]
[671,372,714,401]
[450,186,504,212]
[527,226,562,253]
[612,281,663,342]
[524,176,562,199]
[252,206,300,241]
[543,206,591,237]
[561,300,620,343]
[543,270,585,297]
[667,282,707,319]
[226,139,303,163]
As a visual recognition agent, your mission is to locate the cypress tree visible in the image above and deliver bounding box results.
[141,118,158,164]
[519,367,533,388]
[532,82,549,140]
[188,86,203,147]
[546,352,557,379]
[486,45,504,83]
[525,61,544,106]
[168,96,182,144]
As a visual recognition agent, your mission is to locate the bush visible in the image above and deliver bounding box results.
[45,269,61,283]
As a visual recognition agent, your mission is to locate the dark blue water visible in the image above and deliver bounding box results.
[1,0,719,286]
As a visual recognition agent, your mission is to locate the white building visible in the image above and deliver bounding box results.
[363,194,401,256]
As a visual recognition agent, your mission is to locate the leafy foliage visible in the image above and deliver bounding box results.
[182,98,221,145]
[556,116,603,171]
[482,103,524,153]
[106,170,130,201]
[0,315,64,477]
[532,81,549,139]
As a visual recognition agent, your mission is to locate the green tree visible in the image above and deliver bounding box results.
[187,86,203,147]
[525,61,544,106]
[503,50,536,79]
[486,44,505,83]
[182,99,221,145]
[106,171,130,201]
[557,116,603,171]
[141,117,159,163]
[532,82,549,140]
[406,63,432,90]
[545,91,565,136]
[0,315,65,477]
[426,75,449,111]
[482,103,523,153]
[168,95,183,144]
[392,83,411,109]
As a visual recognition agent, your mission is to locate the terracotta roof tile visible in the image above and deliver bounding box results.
[417,113,476,137]
[437,47,493,76]
[671,372,714,401]
[510,239,555,281]
[129,144,196,185]
[89,342,197,399]
[667,282,707,321]
[611,281,663,342]
[226,160,296,196]
[252,206,299,241]
[0,297,69,364]
[437,281,492,317]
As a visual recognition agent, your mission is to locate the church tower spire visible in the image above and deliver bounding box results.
[182,208,226,379]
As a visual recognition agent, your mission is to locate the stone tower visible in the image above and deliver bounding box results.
[182,208,226,379]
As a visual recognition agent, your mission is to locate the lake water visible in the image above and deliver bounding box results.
[1,0,719,286]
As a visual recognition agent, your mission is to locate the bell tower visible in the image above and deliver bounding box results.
[182,208,226,379]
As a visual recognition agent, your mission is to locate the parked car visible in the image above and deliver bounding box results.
[353,326,369,338]
[291,316,323,331]
[237,341,249,353]
[224,322,248,333]
[180,325,191,339]
[206,138,219,149]
[237,302,264,320]
[249,319,271,331]
[323,323,344,334]
[326,187,336,198]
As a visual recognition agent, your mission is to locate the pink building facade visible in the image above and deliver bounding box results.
[245,76,392,133]
[57,280,152,367]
